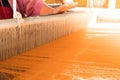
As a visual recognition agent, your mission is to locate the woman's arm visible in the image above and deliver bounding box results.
[40,2,77,15]
[40,3,54,15]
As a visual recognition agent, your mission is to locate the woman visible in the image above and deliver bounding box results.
[8,0,77,17]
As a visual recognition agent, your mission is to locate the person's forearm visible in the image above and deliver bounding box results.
[40,2,77,15]
[40,3,67,15]
[40,3,55,15]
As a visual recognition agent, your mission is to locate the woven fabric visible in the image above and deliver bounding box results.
[0,11,89,60]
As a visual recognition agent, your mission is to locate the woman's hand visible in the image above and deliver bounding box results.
[40,2,77,15]
[53,2,78,14]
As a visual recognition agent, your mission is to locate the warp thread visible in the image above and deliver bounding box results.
[0,12,88,60]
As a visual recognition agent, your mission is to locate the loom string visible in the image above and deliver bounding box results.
[0,11,88,60]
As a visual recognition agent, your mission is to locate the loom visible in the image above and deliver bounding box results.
[1,1,120,80]
[0,1,89,78]
[0,11,89,61]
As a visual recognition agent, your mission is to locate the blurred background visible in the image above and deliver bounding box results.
[45,0,120,8]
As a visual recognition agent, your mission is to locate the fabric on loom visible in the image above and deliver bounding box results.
[0,12,89,60]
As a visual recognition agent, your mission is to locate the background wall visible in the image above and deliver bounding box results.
[116,0,120,8]
[45,0,120,8]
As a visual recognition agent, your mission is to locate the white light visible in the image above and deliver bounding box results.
[63,0,74,3]
[108,0,116,9]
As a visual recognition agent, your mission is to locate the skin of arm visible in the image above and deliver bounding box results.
[40,2,78,15]
[40,2,54,15]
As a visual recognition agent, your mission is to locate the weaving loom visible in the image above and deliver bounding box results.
[0,11,89,60]
[1,19,120,80]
